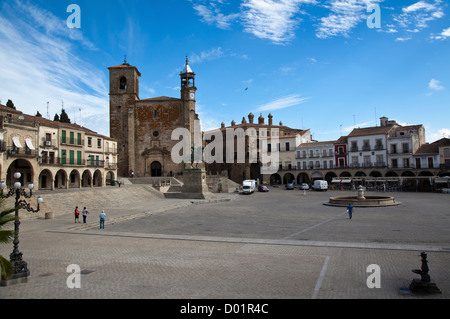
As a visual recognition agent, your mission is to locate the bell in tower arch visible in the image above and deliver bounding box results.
[119,76,127,90]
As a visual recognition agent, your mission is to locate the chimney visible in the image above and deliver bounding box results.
[268,113,273,126]
[380,117,388,127]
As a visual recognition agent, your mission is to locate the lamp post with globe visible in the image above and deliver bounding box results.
[0,172,43,282]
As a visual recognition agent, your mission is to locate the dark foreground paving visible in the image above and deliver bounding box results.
[1,187,449,300]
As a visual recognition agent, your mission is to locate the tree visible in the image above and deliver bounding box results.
[53,114,60,122]
[59,108,71,123]
[0,198,17,281]
[6,99,15,110]
[35,111,42,117]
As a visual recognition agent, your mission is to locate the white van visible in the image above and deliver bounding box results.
[242,180,256,194]
[312,180,328,191]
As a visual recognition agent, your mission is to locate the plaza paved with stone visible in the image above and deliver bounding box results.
[1,185,449,300]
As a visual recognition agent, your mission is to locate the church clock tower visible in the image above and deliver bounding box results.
[180,57,197,139]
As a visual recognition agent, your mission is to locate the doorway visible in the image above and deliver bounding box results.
[151,161,162,177]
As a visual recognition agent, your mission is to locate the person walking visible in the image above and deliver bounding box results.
[74,206,80,223]
[99,210,106,229]
[82,207,89,223]
[347,203,353,220]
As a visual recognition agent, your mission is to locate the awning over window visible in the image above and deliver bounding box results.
[25,138,35,150]
[12,136,23,148]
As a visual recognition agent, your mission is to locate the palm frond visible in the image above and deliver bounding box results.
[0,255,14,280]
[0,207,19,218]
[0,229,15,244]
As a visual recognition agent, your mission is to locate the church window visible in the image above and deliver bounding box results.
[119,77,127,90]
[153,131,159,138]
[154,110,158,118]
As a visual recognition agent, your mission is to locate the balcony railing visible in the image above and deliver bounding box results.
[104,147,118,154]
[38,157,117,169]
[7,147,36,157]
[61,138,84,146]
[349,162,386,168]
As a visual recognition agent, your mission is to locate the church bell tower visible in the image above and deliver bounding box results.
[108,61,141,177]
[180,57,197,139]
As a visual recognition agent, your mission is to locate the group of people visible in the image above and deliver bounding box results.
[74,206,107,229]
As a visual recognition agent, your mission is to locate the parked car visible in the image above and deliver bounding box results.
[298,183,309,190]
[285,183,294,190]
[258,185,269,192]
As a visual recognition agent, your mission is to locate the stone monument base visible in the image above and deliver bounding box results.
[164,192,207,199]
[0,270,30,287]
[181,168,209,193]
[409,279,442,294]
[164,168,209,199]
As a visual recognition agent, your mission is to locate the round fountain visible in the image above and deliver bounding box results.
[325,185,401,207]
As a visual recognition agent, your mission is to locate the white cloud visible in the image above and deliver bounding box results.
[315,0,384,39]
[190,47,225,64]
[429,78,445,91]
[193,0,317,45]
[395,36,412,41]
[426,127,450,142]
[0,1,109,135]
[193,4,240,30]
[193,0,447,44]
[343,120,376,133]
[403,1,437,13]
[255,94,310,112]
[441,27,450,37]
[240,0,316,45]
[394,0,444,32]
[430,26,450,40]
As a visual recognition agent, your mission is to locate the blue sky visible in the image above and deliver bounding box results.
[0,0,449,142]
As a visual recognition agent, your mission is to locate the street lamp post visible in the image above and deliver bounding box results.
[0,172,43,282]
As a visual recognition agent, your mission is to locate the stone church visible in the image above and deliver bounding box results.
[108,58,198,177]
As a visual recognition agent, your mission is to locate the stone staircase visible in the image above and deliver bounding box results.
[2,185,163,220]
[125,177,184,193]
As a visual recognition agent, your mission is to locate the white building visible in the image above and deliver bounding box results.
[347,118,393,169]
[296,141,336,170]
[387,124,425,169]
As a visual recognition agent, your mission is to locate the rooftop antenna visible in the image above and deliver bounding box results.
[124,55,127,64]
[79,107,82,127]
[47,101,50,119]
[340,124,343,136]
[375,107,377,126]
[353,115,356,128]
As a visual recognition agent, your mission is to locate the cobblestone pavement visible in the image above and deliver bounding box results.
[1,187,449,300]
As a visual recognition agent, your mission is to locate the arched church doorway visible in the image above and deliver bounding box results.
[151,161,162,177]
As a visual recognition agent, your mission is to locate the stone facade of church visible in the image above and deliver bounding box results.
[109,59,197,177]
